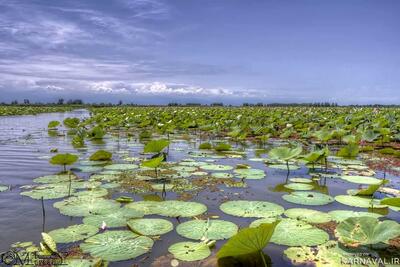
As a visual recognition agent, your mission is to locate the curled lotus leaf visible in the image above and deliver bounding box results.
[282,191,334,206]
[271,218,329,246]
[80,230,154,262]
[168,242,211,262]
[335,217,400,247]
[176,219,238,240]
[48,224,99,243]
[127,218,173,236]
[220,200,284,218]
[284,208,331,224]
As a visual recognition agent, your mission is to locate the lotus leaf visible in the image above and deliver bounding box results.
[89,150,112,161]
[234,168,265,180]
[201,164,233,171]
[249,217,279,228]
[104,164,138,170]
[284,208,331,223]
[55,197,120,217]
[289,178,313,183]
[48,224,99,243]
[328,210,382,222]
[334,195,387,208]
[168,242,211,261]
[21,186,72,200]
[284,183,314,191]
[80,230,154,261]
[144,139,170,153]
[340,175,382,185]
[126,200,207,217]
[127,218,173,235]
[220,200,284,218]
[176,219,238,240]
[335,217,400,247]
[268,146,302,161]
[0,185,8,192]
[142,156,164,169]
[33,174,76,184]
[282,191,334,206]
[83,207,144,228]
[271,219,329,246]
[212,172,233,179]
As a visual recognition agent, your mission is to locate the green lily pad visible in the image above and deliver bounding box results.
[268,164,300,170]
[220,200,284,218]
[73,188,109,198]
[334,195,387,208]
[176,219,238,240]
[126,200,207,217]
[289,178,313,183]
[33,174,77,184]
[55,197,120,217]
[234,168,266,180]
[284,183,314,191]
[48,224,99,243]
[76,166,103,173]
[83,207,144,228]
[151,183,174,191]
[171,166,197,172]
[21,185,73,200]
[104,164,138,171]
[127,218,173,235]
[340,175,382,185]
[168,242,211,261]
[284,240,379,266]
[271,219,329,246]
[336,217,400,246]
[282,191,334,206]
[80,230,154,261]
[63,258,103,267]
[212,172,234,179]
[284,208,331,223]
[201,164,233,171]
[328,210,383,222]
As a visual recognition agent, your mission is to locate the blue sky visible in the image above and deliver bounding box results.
[0,0,399,104]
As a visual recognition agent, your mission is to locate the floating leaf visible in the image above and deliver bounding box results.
[48,224,98,243]
[83,207,144,228]
[270,219,329,246]
[328,210,382,222]
[220,200,284,218]
[334,195,387,208]
[89,150,112,161]
[284,208,331,223]
[169,242,211,262]
[80,230,154,261]
[282,191,334,206]
[335,217,400,247]
[127,218,173,236]
[234,168,265,180]
[126,200,207,217]
[284,183,314,191]
[340,175,382,185]
[55,197,120,217]
[176,219,238,240]
[42,232,57,253]
[104,164,138,171]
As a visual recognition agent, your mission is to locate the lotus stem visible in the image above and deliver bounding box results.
[260,250,267,267]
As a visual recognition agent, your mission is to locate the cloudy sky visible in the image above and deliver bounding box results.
[0,0,399,104]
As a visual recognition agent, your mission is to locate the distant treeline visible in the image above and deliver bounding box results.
[2,99,400,108]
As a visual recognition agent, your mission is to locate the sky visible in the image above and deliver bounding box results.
[0,0,399,105]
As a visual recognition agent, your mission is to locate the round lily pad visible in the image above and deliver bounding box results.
[104,164,138,171]
[201,164,233,171]
[126,200,207,217]
[83,207,144,228]
[48,224,99,243]
[176,219,238,240]
[284,183,314,191]
[334,195,387,208]
[289,178,313,183]
[127,218,173,235]
[284,208,331,223]
[171,166,197,172]
[220,200,284,218]
[268,164,300,170]
[328,210,382,222]
[55,197,120,217]
[151,183,174,191]
[282,192,334,206]
[168,242,211,261]
[76,166,103,173]
[73,188,109,198]
[271,219,329,246]
[21,185,72,200]
[340,175,382,185]
[33,174,77,184]
[212,172,234,179]
[80,230,154,262]
[234,168,265,180]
